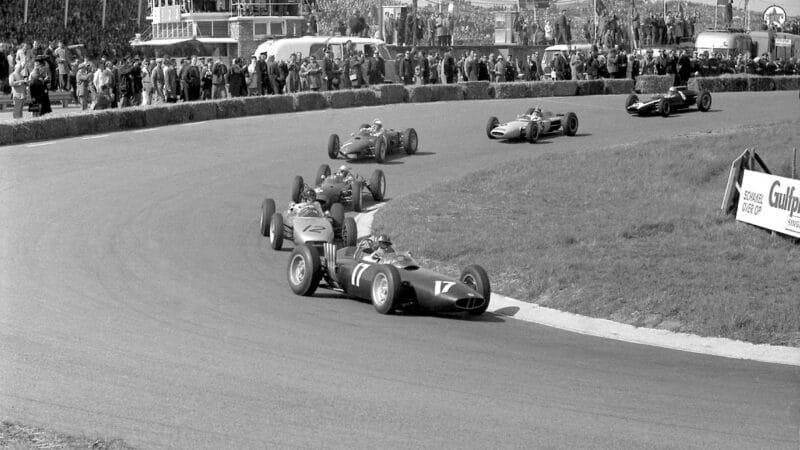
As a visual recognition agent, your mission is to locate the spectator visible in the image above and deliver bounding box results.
[9,63,29,119]
[246,55,260,96]
[28,58,52,116]
[227,58,246,98]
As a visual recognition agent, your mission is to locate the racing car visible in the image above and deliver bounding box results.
[328,119,418,163]
[291,164,386,212]
[259,196,357,251]
[286,240,491,315]
[625,86,712,117]
[486,107,579,143]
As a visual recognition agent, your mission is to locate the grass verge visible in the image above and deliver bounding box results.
[373,120,800,346]
[0,420,135,449]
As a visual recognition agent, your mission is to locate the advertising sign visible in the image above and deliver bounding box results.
[763,5,787,27]
[736,170,800,238]
[152,5,181,24]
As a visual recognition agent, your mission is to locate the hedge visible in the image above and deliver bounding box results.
[373,84,407,104]
[775,76,800,91]
[575,80,605,96]
[430,84,465,101]
[689,74,800,92]
[494,82,533,99]
[293,92,328,111]
[0,123,13,145]
[460,81,492,99]
[406,85,434,102]
[552,80,578,96]
[350,89,381,107]
[635,75,675,94]
[603,79,635,95]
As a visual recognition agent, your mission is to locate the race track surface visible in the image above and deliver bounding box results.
[2,92,799,449]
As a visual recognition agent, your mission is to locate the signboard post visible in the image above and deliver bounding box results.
[736,170,800,239]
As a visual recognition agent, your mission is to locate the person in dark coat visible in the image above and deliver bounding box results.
[28,58,52,116]
[228,58,246,97]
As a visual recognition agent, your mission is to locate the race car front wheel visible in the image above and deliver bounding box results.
[291,175,304,203]
[374,136,388,164]
[563,112,579,136]
[269,213,284,251]
[625,94,639,114]
[659,98,671,117]
[287,245,322,296]
[486,117,499,139]
[371,265,401,314]
[315,164,331,187]
[402,128,418,155]
[330,202,345,228]
[525,124,539,143]
[352,181,363,212]
[260,198,275,237]
[327,134,340,159]
[697,90,712,112]
[461,265,491,315]
[342,217,358,247]
[369,169,386,202]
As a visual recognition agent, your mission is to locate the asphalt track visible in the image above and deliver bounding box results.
[1,92,799,449]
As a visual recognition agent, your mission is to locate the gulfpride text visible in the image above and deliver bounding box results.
[769,180,800,217]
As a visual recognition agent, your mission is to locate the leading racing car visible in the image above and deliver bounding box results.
[286,238,491,315]
[486,107,579,143]
[259,192,357,251]
[291,164,386,212]
[328,118,418,163]
[625,86,712,117]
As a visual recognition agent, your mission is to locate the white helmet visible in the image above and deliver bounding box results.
[372,118,382,130]
[337,164,350,178]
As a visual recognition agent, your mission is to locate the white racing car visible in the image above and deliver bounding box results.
[259,195,357,251]
[486,107,579,143]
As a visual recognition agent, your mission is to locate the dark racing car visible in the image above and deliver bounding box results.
[625,86,712,117]
[291,164,386,212]
[486,107,579,143]
[328,118,418,163]
[286,237,491,315]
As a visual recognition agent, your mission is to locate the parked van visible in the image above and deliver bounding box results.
[541,43,595,79]
[749,30,800,60]
[694,30,751,58]
[253,36,396,82]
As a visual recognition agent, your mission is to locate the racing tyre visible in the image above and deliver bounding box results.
[370,264,402,314]
[659,98,671,117]
[563,112,579,136]
[269,213,284,250]
[369,169,386,201]
[352,181,363,212]
[625,94,639,114]
[460,265,491,316]
[697,90,712,112]
[342,217,358,246]
[525,123,539,143]
[374,136,388,164]
[291,175,304,202]
[287,244,322,296]
[315,164,331,187]
[260,198,275,237]
[330,202,345,228]
[402,128,418,155]
[486,116,499,139]
[327,134,340,159]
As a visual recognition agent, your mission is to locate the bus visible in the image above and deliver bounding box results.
[749,30,800,60]
[694,29,752,58]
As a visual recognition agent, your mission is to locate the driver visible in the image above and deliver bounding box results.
[530,107,542,119]
[370,118,383,134]
[290,188,322,216]
[335,164,354,182]
[371,234,395,260]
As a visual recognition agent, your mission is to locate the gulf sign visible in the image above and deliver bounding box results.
[737,170,800,238]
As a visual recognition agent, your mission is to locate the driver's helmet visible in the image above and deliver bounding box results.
[376,233,392,249]
[532,107,542,117]
[336,164,350,179]
[300,187,316,203]
[668,86,677,94]
[371,118,382,133]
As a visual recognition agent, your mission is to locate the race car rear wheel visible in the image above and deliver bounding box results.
[291,175,304,203]
[342,217,358,247]
[369,169,386,201]
[697,90,712,112]
[525,123,540,143]
[269,213,284,251]
[402,128,418,155]
[461,265,491,315]
[330,202,345,228]
[371,265,401,314]
[625,94,639,114]
[287,244,322,296]
[315,164,331,187]
[486,116,499,139]
[659,98,671,117]
[374,136,388,164]
[563,112,579,136]
[327,134,340,160]
[352,181,363,212]
[260,198,276,237]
